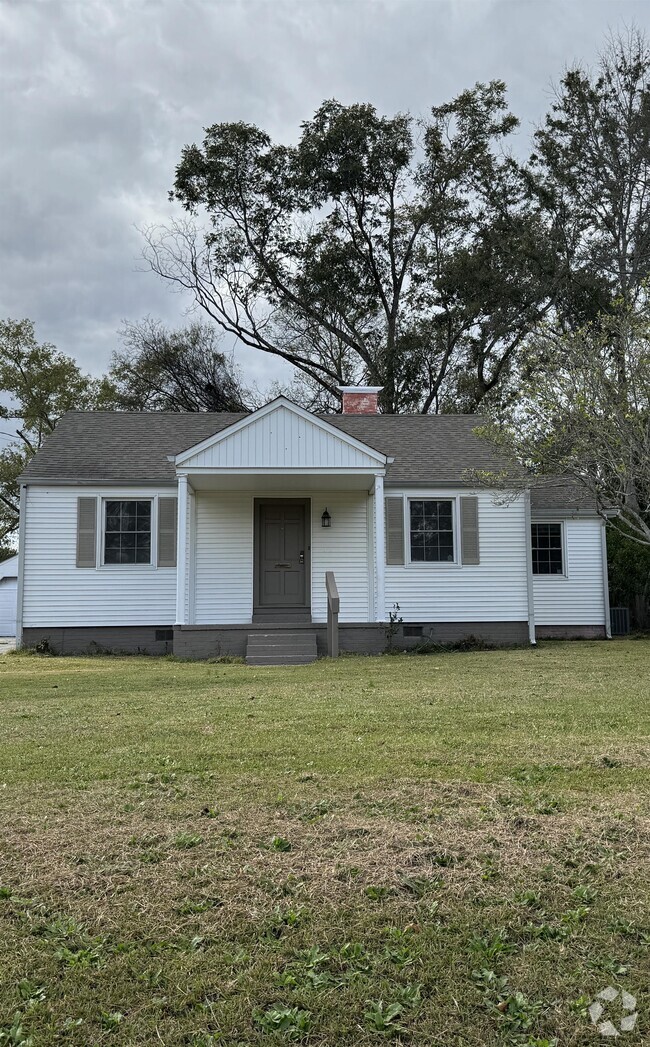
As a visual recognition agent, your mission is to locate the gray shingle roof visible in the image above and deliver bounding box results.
[20,409,517,486]
[530,481,597,512]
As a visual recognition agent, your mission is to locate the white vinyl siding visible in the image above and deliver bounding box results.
[311,492,370,623]
[0,580,17,635]
[532,517,606,625]
[191,490,371,625]
[21,486,177,627]
[384,489,528,622]
[0,555,18,634]
[193,492,254,625]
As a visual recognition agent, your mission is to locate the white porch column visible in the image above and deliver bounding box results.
[374,473,385,622]
[175,474,188,625]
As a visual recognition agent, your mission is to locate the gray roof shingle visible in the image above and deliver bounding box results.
[20,409,518,486]
[530,481,597,512]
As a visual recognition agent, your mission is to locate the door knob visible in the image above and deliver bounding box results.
[299,551,304,564]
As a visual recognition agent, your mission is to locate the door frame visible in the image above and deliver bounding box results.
[253,498,311,612]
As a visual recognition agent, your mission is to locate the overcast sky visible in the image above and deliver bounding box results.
[2,0,650,393]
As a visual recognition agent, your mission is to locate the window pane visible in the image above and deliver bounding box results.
[103,499,151,565]
[119,544,136,564]
[531,524,563,574]
[121,507,137,532]
[410,500,454,562]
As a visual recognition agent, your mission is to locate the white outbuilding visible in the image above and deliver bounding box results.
[0,554,18,636]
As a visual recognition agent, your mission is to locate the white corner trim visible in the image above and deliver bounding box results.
[523,489,537,645]
[174,396,388,468]
[15,484,27,648]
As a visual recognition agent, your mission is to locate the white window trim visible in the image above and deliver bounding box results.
[405,495,461,569]
[98,496,157,570]
[531,518,568,579]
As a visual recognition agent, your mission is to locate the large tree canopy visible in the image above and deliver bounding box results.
[145,86,556,413]
[531,28,650,340]
[107,318,253,412]
[479,307,650,545]
[0,319,104,541]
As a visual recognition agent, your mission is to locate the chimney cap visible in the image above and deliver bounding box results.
[337,385,384,394]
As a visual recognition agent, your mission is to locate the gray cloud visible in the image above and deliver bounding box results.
[2,0,649,391]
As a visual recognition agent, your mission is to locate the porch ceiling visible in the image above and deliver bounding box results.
[182,470,380,492]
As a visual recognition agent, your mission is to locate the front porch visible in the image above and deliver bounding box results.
[172,398,392,654]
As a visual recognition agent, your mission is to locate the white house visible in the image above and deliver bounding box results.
[0,554,18,636]
[16,389,611,662]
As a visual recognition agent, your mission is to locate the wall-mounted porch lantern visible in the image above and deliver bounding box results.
[321,508,332,528]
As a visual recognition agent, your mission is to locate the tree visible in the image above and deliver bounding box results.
[106,318,253,412]
[531,28,650,351]
[607,527,650,628]
[144,89,556,413]
[477,307,650,545]
[0,319,103,541]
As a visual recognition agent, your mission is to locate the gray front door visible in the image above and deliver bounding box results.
[258,501,308,607]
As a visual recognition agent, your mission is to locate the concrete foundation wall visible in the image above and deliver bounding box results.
[396,621,529,648]
[22,620,605,658]
[21,626,173,656]
[174,620,530,658]
[174,623,386,659]
[535,625,607,640]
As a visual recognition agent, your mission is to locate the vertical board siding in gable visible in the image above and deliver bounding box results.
[311,492,370,622]
[384,489,528,622]
[532,518,605,625]
[182,406,379,470]
[192,492,253,624]
[22,486,177,627]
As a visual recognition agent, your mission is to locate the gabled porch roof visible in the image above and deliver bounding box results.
[174,397,390,490]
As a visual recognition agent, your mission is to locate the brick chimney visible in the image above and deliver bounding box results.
[338,386,383,415]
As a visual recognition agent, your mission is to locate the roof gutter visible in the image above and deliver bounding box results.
[15,478,180,487]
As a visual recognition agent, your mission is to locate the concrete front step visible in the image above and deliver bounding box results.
[247,634,316,648]
[247,654,317,666]
[245,630,318,665]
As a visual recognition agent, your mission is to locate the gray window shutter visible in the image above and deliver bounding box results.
[76,497,97,568]
[385,496,405,565]
[157,497,177,567]
[460,496,480,565]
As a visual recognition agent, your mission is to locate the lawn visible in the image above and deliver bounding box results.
[0,641,649,1045]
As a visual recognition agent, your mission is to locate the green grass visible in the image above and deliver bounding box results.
[0,641,649,1045]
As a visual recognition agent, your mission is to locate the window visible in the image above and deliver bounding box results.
[409,499,455,562]
[104,500,152,564]
[531,523,564,575]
